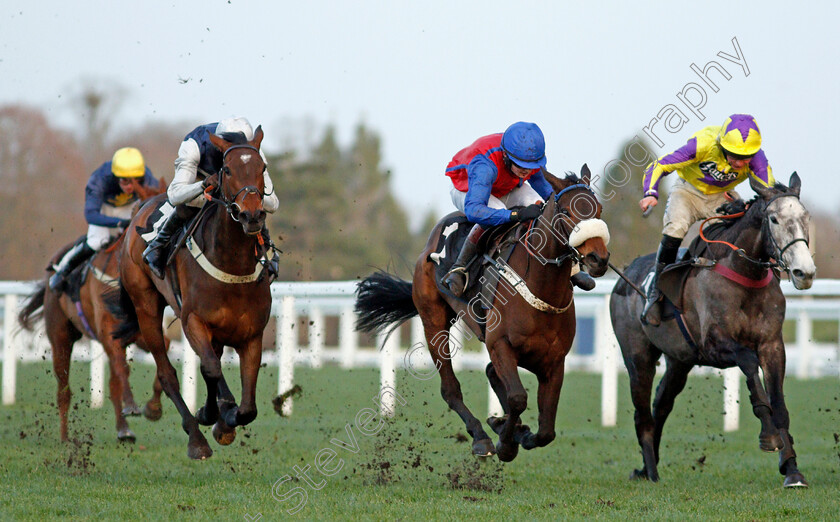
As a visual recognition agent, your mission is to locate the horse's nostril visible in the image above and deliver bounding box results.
[792,269,805,278]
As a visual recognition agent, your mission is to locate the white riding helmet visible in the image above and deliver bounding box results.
[215,117,254,141]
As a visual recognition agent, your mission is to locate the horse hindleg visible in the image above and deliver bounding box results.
[760,346,808,487]
[102,341,136,441]
[486,337,527,462]
[49,328,77,442]
[137,307,212,459]
[485,363,509,413]
[182,315,223,427]
[425,320,495,457]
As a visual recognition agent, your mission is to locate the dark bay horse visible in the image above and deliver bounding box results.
[18,179,167,442]
[610,173,815,487]
[107,127,272,459]
[355,165,610,461]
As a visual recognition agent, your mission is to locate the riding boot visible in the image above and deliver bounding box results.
[570,264,596,291]
[641,234,682,326]
[443,224,485,297]
[49,242,95,292]
[143,208,188,279]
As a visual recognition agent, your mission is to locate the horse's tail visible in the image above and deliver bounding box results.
[103,281,140,346]
[17,281,46,331]
[354,271,417,339]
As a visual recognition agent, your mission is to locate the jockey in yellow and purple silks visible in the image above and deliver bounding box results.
[638,114,775,326]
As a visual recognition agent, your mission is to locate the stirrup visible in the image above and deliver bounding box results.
[444,266,469,295]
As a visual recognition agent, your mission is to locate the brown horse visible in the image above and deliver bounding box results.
[106,127,272,459]
[610,173,815,487]
[355,165,610,461]
[18,178,167,442]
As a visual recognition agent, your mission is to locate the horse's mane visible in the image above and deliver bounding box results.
[217,132,249,145]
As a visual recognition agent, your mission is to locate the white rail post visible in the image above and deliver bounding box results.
[181,326,198,414]
[308,306,324,369]
[449,317,464,372]
[484,345,504,418]
[796,309,812,379]
[597,294,618,427]
[723,367,741,432]
[378,329,397,417]
[2,294,18,405]
[410,317,431,370]
[89,340,106,409]
[339,305,357,369]
[277,295,296,416]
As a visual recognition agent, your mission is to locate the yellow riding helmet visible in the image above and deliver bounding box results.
[111,147,146,178]
[718,114,762,156]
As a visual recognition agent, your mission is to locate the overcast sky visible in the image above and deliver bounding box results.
[3,1,837,229]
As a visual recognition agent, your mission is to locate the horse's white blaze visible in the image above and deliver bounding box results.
[239,154,252,164]
[568,218,610,248]
[768,198,816,288]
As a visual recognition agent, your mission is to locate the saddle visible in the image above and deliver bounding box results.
[429,214,521,334]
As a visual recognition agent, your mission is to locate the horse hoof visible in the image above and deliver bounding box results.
[629,468,658,482]
[760,433,784,452]
[117,429,137,442]
[783,473,809,488]
[196,406,218,426]
[143,404,162,421]
[495,441,519,462]
[188,444,213,460]
[486,416,506,435]
[212,420,237,446]
[472,438,496,457]
[122,404,142,417]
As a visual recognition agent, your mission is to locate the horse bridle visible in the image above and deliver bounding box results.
[522,183,597,266]
[761,193,810,272]
[206,144,268,221]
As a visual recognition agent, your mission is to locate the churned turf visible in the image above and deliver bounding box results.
[1,361,838,520]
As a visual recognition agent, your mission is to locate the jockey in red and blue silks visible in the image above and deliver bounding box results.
[638,113,776,326]
[442,122,595,296]
[49,147,158,292]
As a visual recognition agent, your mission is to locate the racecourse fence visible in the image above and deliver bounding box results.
[2,279,839,432]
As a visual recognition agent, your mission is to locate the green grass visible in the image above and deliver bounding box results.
[1,361,838,520]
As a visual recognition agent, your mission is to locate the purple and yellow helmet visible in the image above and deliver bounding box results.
[718,114,762,156]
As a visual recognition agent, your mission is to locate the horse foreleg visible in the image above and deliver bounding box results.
[760,343,808,487]
[142,336,169,421]
[731,344,782,452]
[651,357,692,464]
[519,364,566,450]
[182,315,223,427]
[224,336,262,427]
[486,338,526,462]
[621,339,661,481]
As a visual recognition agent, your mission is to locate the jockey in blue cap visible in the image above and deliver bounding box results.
[442,122,595,296]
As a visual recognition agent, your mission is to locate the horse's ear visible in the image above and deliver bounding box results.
[788,171,801,196]
[251,125,264,150]
[208,132,231,152]
[580,163,591,185]
[749,174,776,199]
[542,168,575,193]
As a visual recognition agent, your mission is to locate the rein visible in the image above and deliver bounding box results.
[521,183,595,266]
[699,193,808,275]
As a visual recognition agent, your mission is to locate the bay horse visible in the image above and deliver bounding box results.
[106,127,272,459]
[610,172,815,487]
[18,178,167,442]
[355,165,610,461]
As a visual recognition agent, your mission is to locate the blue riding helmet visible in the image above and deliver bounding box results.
[501,122,547,169]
